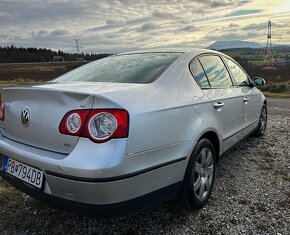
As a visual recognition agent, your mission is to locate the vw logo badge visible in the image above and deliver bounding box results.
[21,108,31,127]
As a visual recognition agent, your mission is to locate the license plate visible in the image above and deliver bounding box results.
[3,157,44,189]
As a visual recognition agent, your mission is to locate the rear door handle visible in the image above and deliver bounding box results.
[243,97,249,102]
[213,102,224,108]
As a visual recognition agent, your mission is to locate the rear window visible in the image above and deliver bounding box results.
[53,53,182,84]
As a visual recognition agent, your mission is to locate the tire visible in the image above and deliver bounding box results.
[180,138,217,210]
[253,104,267,137]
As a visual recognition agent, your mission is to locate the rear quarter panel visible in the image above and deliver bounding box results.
[104,53,222,159]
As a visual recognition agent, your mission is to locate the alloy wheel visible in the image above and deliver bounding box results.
[193,147,214,201]
[260,107,267,134]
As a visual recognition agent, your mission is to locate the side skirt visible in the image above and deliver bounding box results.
[220,121,259,159]
[223,121,258,153]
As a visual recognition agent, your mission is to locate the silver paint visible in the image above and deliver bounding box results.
[0,48,266,205]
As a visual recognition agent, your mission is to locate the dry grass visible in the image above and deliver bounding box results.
[0,61,85,81]
[263,92,290,98]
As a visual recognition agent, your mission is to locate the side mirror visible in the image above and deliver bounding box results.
[253,77,266,87]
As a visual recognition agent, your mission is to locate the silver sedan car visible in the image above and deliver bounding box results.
[0,49,267,216]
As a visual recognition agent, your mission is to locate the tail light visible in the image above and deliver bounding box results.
[59,109,129,143]
[0,100,5,121]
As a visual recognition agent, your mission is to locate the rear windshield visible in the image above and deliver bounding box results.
[52,53,182,84]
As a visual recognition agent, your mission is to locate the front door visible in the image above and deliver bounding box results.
[223,57,261,128]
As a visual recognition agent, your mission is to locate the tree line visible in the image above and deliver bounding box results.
[0,45,111,63]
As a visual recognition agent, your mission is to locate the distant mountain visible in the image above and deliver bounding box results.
[208,40,263,50]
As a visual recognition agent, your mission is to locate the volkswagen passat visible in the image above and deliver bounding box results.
[0,49,267,216]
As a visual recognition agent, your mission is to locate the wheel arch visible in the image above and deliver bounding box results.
[198,131,221,161]
[264,99,267,106]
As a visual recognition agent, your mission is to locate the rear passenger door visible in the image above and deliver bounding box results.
[190,55,244,150]
[223,57,261,128]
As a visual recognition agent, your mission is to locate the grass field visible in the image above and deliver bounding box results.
[0,61,86,82]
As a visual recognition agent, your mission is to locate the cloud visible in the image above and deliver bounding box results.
[136,23,158,32]
[50,29,71,37]
[0,0,289,52]
[229,23,239,28]
[205,0,240,8]
[32,29,71,39]
[151,10,171,19]
[180,25,198,32]
[226,9,262,17]
[242,22,267,30]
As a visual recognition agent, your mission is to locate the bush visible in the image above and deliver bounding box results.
[263,83,287,93]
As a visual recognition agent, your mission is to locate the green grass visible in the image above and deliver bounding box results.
[248,59,264,66]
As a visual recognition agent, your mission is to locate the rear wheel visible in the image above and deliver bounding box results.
[181,138,217,210]
[253,104,267,137]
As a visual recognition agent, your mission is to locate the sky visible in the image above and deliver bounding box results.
[0,0,290,53]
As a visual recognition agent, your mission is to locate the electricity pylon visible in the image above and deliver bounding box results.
[263,20,275,66]
[73,39,81,54]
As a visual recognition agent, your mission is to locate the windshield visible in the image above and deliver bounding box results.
[52,53,182,84]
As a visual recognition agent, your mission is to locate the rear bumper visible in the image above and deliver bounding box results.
[0,132,190,214]
[0,152,186,206]
[0,170,182,217]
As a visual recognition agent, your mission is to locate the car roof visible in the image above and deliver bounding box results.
[116,48,219,56]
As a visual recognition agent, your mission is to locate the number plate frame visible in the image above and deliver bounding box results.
[3,156,44,190]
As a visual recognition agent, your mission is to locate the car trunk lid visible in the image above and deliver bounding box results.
[0,86,94,154]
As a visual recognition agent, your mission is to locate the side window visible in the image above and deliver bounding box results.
[224,57,249,86]
[199,56,233,88]
[189,60,210,88]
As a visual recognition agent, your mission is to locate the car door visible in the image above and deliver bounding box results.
[223,57,261,129]
[190,55,244,150]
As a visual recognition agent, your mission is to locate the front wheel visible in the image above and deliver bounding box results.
[180,138,217,210]
[253,104,267,137]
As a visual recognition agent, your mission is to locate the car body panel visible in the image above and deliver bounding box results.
[0,48,266,213]
[239,86,262,127]
[202,88,244,141]
[0,87,94,154]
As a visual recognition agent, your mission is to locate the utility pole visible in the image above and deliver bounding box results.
[263,20,275,66]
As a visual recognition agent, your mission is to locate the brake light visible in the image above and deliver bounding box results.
[0,100,5,121]
[59,109,129,143]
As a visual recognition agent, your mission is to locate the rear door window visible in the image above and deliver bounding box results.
[199,55,233,88]
[189,60,210,88]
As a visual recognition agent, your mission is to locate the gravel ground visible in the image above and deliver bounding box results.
[267,98,290,116]
[0,100,289,234]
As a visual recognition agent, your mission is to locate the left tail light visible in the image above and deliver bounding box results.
[59,109,129,143]
[0,100,5,121]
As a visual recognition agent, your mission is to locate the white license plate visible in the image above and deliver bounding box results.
[3,157,44,189]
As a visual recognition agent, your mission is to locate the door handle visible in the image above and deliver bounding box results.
[243,97,249,102]
[213,102,224,108]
